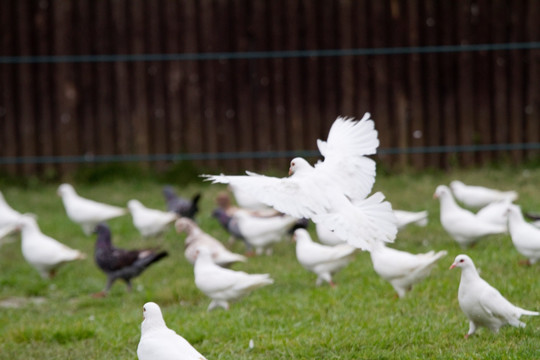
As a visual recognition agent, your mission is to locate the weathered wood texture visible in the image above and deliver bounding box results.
[1,0,539,176]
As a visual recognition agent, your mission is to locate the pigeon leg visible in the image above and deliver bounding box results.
[125,279,133,292]
[465,321,476,339]
[48,268,57,278]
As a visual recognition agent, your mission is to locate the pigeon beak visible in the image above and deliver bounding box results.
[433,193,438,199]
[288,168,293,176]
[449,263,456,269]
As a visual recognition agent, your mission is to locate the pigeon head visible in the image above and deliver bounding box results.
[162,186,177,200]
[94,223,113,248]
[211,208,230,227]
[449,180,465,193]
[216,192,232,209]
[17,214,39,231]
[506,204,522,220]
[288,157,311,176]
[292,228,310,243]
[57,183,76,197]
[433,185,451,199]
[194,246,213,263]
[141,302,166,331]
[127,199,143,212]
[450,254,474,270]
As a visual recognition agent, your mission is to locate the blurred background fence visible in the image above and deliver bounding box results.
[1,0,540,178]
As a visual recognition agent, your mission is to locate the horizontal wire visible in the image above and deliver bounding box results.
[1,143,539,165]
[1,42,540,64]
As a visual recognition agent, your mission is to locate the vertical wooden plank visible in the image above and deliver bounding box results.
[422,0,442,168]
[338,0,354,116]
[456,0,476,167]
[406,0,425,169]
[249,1,273,171]
[53,0,79,175]
[34,1,56,176]
[389,0,409,168]
[146,0,168,170]
[439,0,458,169]
[268,0,288,171]
[180,0,203,166]
[0,1,18,174]
[130,0,150,163]
[16,0,37,175]
[319,0,338,134]
[230,0,254,171]
[283,0,305,156]
[197,0,218,169]
[508,1,525,163]
[525,0,540,159]
[473,0,493,165]
[300,0,322,154]
[491,0,509,154]
[75,0,97,161]
[111,0,133,156]
[370,1,392,164]
[163,0,183,157]
[353,0,372,124]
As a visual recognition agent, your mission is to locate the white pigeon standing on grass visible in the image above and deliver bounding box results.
[475,200,513,230]
[393,210,429,230]
[294,228,358,287]
[507,204,540,265]
[203,114,398,251]
[194,247,274,311]
[0,191,24,228]
[128,199,179,238]
[137,302,208,360]
[369,243,447,298]
[229,210,299,255]
[449,180,518,208]
[450,254,538,338]
[17,214,86,279]
[57,183,127,235]
[175,218,247,267]
[434,185,507,248]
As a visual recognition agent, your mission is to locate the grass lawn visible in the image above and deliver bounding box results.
[0,165,540,359]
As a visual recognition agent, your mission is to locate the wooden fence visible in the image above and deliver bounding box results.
[1,0,540,177]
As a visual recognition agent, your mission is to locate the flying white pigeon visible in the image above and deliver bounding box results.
[294,228,357,286]
[507,204,540,265]
[137,302,208,360]
[203,114,397,251]
[17,214,86,279]
[57,183,127,235]
[369,243,447,298]
[449,180,518,208]
[450,254,538,338]
[194,247,274,311]
[175,217,247,267]
[0,191,24,228]
[475,200,513,230]
[128,199,179,238]
[434,185,506,248]
[393,210,429,230]
[228,210,299,255]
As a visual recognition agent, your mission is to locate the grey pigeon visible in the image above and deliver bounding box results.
[162,186,201,219]
[93,223,168,297]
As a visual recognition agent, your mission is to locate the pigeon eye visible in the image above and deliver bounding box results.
[459,259,464,263]
[143,307,146,312]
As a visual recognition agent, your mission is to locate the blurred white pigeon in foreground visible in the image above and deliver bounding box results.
[204,114,397,251]
[450,254,538,338]
[57,183,127,235]
[294,229,357,286]
[128,199,179,238]
[18,215,86,278]
[175,218,246,267]
[507,204,540,265]
[393,210,428,230]
[369,243,447,298]
[450,180,518,208]
[194,247,274,311]
[137,302,208,360]
[0,191,24,227]
[434,185,506,248]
